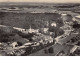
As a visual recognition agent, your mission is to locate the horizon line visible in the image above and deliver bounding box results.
[0,2,80,4]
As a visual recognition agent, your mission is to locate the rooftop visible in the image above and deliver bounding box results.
[75,15,80,18]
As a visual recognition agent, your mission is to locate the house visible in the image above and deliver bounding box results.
[13,27,25,32]
[51,22,57,27]
[28,28,39,33]
[72,17,77,21]
[74,15,80,23]
[10,42,18,48]
[61,14,67,16]
[70,45,78,53]
[39,28,49,34]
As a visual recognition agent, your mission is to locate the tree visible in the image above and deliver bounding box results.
[48,26,64,38]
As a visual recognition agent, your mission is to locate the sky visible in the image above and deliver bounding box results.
[0,0,80,3]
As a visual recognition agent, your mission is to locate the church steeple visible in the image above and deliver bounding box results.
[29,25,32,33]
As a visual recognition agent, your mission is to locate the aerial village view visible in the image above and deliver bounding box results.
[0,0,80,56]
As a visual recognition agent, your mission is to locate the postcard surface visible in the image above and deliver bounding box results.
[0,0,80,56]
